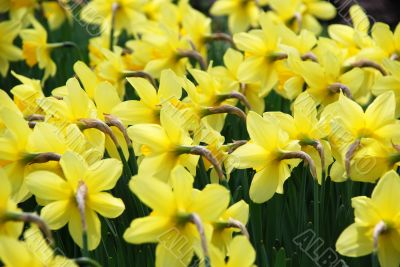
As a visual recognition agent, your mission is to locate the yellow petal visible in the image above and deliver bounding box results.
[190,184,230,221]
[171,165,194,209]
[60,151,88,187]
[372,22,395,52]
[123,215,171,244]
[371,170,400,219]
[249,163,279,203]
[336,223,373,257]
[41,200,72,229]
[129,175,175,214]
[127,77,159,107]
[85,158,122,192]
[87,192,125,218]
[365,91,396,129]
[68,207,101,250]
[25,170,70,200]
[73,61,98,99]
[228,235,256,267]
[94,81,121,115]
[112,100,157,125]
[158,69,182,102]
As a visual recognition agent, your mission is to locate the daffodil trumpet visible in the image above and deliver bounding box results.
[201,105,247,121]
[2,211,54,246]
[177,49,208,70]
[204,33,236,48]
[217,91,252,110]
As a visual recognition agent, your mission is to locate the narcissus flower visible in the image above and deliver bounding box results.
[127,109,199,182]
[26,151,125,250]
[0,171,23,238]
[210,0,264,33]
[0,226,77,267]
[20,18,57,82]
[80,0,146,33]
[210,235,256,267]
[336,170,400,267]
[0,20,22,77]
[231,111,305,203]
[124,165,230,267]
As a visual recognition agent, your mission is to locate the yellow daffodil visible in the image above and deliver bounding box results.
[267,92,332,182]
[20,17,57,82]
[231,111,304,203]
[211,48,265,114]
[124,165,230,266]
[211,200,249,254]
[80,0,146,33]
[371,22,400,60]
[0,20,22,77]
[0,226,77,267]
[127,108,199,182]
[233,15,288,97]
[123,69,182,125]
[210,0,263,33]
[372,60,400,117]
[336,170,400,267]
[291,50,364,105]
[42,0,72,31]
[210,235,256,267]
[10,71,45,116]
[0,171,23,238]
[26,151,125,250]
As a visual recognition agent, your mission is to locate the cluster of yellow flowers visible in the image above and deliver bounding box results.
[1,0,400,266]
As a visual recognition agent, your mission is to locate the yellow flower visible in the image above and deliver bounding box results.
[26,151,125,250]
[0,20,22,76]
[80,0,146,33]
[42,0,72,31]
[233,15,288,97]
[0,226,77,267]
[291,50,364,106]
[123,69,182,125]
[124,165,230,267]
[231,111,302,203]
[267,92,333,182]
[20,18,56,82]
[10,71,45,116]
[336,170,400,267]
[210,235,256,267]
[127,108,198,182]
[211,200,249,254]
[0,171,23,238]
[210,0,263,33]
[372,60,400,117]
[371,22,400,60]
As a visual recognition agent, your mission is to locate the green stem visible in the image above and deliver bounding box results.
[250,202,268,267]
[82,231,89,258]
[128,145,138,175]
[74,257,101,267]
[313,177,320,241]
